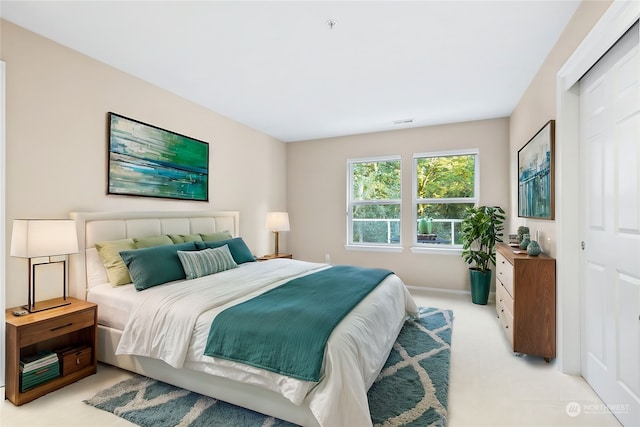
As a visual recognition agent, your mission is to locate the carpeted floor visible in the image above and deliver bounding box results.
[84,307,453,427]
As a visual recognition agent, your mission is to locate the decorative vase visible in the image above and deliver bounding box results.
[520,233,530,250]
[517,226,529,244]
[527,240,541,256]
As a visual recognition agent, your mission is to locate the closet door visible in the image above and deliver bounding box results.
[580,23,639,426]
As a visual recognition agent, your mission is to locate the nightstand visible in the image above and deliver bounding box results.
[256,253,293,261]
[5,297,98,405]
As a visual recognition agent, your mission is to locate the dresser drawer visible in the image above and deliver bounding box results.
[496,251,514,298]
[496,280,514,316]
[19,309,95,347]
[497,299,514,346]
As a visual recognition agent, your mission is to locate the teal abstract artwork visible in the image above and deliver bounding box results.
[108,113,209,201]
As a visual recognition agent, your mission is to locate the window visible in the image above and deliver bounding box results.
[347,156,401,247]
[413,150,478,247]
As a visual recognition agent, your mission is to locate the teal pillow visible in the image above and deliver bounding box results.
[120,242,198,291]
[134,235,174,248]
[200,231,232,242]
[177,246,238,279]
[195,237,255,264]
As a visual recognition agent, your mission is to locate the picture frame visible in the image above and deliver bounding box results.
[518,120,555,219]
[107,112,209,201]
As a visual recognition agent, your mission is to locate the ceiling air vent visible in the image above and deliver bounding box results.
[393,118,414,125]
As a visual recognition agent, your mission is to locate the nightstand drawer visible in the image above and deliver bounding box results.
[19,310,95,347]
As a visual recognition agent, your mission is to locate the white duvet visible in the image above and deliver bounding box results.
[116,259,418,427]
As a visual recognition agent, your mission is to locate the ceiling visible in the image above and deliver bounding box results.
[0,1,582,142]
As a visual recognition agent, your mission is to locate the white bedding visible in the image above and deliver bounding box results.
[101,259,418,427]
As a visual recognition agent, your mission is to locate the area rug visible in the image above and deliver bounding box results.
[84,307,453,427]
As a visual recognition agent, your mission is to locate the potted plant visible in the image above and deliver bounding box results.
[461,205,505,304]
[418,217,435,241]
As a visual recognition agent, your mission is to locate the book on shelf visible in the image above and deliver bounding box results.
[20,364,60,392]
[20,351,59,373]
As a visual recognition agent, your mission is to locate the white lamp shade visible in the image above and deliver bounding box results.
[265,212,290,232]
[10,219,79,258]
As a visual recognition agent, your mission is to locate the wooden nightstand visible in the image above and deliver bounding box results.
[256,253,293,261]
[5,297,98,405]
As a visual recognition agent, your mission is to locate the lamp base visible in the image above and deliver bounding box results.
[24,298,71,313]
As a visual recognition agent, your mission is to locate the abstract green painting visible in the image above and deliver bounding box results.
[108,113,209,201]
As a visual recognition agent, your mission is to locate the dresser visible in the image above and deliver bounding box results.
[495,243,556,361]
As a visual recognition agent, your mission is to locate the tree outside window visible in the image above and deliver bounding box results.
[414,150,478,246]
[347,157,401,245]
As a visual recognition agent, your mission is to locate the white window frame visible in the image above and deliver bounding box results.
[411,149,479,254]
[345,155,403,252]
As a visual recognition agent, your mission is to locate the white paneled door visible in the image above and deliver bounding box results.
[580,22,639,427]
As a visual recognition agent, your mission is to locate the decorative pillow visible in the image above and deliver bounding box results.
[196,237,256,264]
[177,246,238,280]
[167,233,204,244]
[199,231,232,242]
[95,239,136,286]
[120,242,198,291]
[134,235,174,248]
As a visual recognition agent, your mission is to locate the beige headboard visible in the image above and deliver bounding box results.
[69,210,240,299]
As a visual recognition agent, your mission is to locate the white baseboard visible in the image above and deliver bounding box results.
[406,285,496,303]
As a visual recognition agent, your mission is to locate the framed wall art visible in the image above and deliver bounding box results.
[108,112,209,201]
[518,120,555,219]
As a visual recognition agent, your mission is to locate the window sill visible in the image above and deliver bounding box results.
[344,244,404,253]
[410,246,462,255]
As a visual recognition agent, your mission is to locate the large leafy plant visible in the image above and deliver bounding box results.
[461,206,505,273]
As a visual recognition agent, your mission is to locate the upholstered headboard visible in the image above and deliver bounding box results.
[69,210,240,299]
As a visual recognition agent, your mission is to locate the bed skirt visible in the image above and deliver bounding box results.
[96,325,320,427]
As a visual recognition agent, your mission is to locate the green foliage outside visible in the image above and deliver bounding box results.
[351,161,400,243]
[350,155,476,244]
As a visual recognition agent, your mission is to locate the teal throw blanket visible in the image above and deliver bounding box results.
[204,265,393,382]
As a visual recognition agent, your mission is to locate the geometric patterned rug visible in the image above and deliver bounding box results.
[84,307,453,427]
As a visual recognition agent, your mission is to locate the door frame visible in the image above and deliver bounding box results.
[0,60,5,387]
[556,0,639,375]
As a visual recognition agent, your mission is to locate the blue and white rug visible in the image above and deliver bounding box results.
[85,307,453,427]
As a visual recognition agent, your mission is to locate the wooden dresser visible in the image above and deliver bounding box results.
[495,242,556,361]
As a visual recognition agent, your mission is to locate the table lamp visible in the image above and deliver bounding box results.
[10,219,79,312]
[265,212,290,256]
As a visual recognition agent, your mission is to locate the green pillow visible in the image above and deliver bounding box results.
[120,242,198,291]
[177,246,238,280]
[134,235,174,248]
[200,231,232,242]
[195,237,255,264]
[95,239,136,286]
[167,233,204,244]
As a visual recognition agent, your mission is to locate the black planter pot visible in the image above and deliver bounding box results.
[469,268,492,305]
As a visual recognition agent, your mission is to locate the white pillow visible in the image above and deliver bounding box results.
[86,247,110,287]
[177,245,238,280]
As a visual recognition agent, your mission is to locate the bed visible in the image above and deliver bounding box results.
[68,210,418,427]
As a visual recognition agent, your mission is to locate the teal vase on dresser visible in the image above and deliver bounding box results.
[527,240,541,256]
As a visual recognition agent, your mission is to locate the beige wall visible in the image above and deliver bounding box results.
[508,0,612,257]
[287,118,510,289]
[1,0,613,307]
[1,20,288,308]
